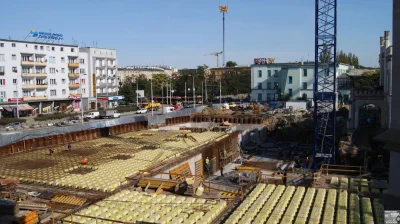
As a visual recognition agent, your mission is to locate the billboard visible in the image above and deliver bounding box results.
[136,90,144,98]
[92,74,96,97]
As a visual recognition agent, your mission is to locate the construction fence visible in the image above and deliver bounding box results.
[0,106,207,156]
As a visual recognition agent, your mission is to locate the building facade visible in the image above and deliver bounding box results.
[208,66,251,80]
[118,66,177,82]
[251,61,351,102]
[79,47,119,109]
[0,39,119,115]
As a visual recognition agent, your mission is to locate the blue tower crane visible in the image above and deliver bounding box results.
[313,0,337,169]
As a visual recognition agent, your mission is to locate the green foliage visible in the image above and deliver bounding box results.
[352,70,380,90]
[118,82,136,103]
[337,50,360,68]
[279,93,292,101]
[220,68,251,95]
[337,107,349,119]
[0,118,26,126]
[225,61,237,68]
[296,93,308,100]
[173,65,207,99]
[34,113,79,121]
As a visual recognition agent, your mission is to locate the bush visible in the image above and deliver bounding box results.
[0,118,27,126]
[34,113,79,121]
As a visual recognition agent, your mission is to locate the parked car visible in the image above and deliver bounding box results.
[84,112,100,119]
[5,122,21,131]
[136,108,148,114]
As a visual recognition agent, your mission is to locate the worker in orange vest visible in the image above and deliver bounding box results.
[81,156,88,165]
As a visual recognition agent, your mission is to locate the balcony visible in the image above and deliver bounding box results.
[21,61,35,66]
[24,96,48,101]
[68,73,80,79]
[22,73,47,78]
[36,84,48,89]
[35,61,47,67]
[22,84,36,89]
[68,63,79,68]
[69,83,80,89]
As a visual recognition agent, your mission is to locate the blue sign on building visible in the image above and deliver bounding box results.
[29,30,64,40]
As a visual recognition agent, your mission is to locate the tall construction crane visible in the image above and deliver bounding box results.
[204,51,223,67]
[313,0,337,169]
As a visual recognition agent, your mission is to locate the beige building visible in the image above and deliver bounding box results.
[118,66,177,82]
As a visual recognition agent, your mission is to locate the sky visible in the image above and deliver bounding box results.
[0,0,392,68]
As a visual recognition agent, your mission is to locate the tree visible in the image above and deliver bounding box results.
[279,93,292,101]
[119,80,136,103]
[352,69,380,90]
[337,50,361,68]
[225,61,237,68]
[319,44,332,64]
[220,68,251,95]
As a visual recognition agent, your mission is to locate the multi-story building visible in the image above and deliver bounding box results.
[0,39,119,115]
[79,47,119,109]
[118,65,177,82]
[0,39,91,114]
[251,61,351,102]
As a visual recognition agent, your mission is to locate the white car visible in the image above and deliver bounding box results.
[136,108,148,114]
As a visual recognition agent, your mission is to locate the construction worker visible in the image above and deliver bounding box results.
[305,157,309,168]
[49,147,54,156]
[205,157,210,176]
[67,143,72,151]
[81,156,88,165]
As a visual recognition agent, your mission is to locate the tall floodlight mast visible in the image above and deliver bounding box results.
[219,5,228,67]
[313,0,337,169]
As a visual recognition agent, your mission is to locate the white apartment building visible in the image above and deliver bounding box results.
[79,47,119,109]
[0,39,119,115]
[251,61,351,102]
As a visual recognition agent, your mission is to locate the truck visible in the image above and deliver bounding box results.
[84,112,100,119]
[141,102,161,111]
[99,110,121,119]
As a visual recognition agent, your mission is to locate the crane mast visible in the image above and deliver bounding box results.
[313,0,337,169]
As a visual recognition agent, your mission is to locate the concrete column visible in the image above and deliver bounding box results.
[39,102,42,113]
[51,101,55,113]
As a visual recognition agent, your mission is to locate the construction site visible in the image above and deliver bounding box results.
[0,101,390,224]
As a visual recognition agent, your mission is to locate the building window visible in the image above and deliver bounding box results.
[258,83,262,90]
[62,89,66,95]
[257,93,262,101]
[49,56,56,63]
[13,79,17,85]
[40,46,44,50]
[12,54,16,60]
[0,79,5,85]
[302,82,307,90]
[303,69,308,77]
[61,57,65,63]
[274,70,279,77]
[12,43,16,47]
[0,43,3,47]
[12,67,17,73]
[303,93,308,99]
[13,91,17,97]
[50,90,57,96]
[288,76,292,84]
[267,93,272,101]
[71,48,75,52]
[34,45,38,50]
[258,70,262,78]
[52,47,55,51]
[49,68,56,74]
[81,79,86,84]
[80,68,85,74]
[62,79,66,84]
[288,89,293,96]
[0,91,6,98]
[80,59,85,64]
[267,82,271,90]
[60,47,64,51]
[0,54,4,61]
[46,46,50,51]
[82,88,86,94]
[0,66,5,74]
[268,70,271,77]
[274,82,278,90]
[50,79,56,85]
[23,91,31,97]
[61,68,65,73]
